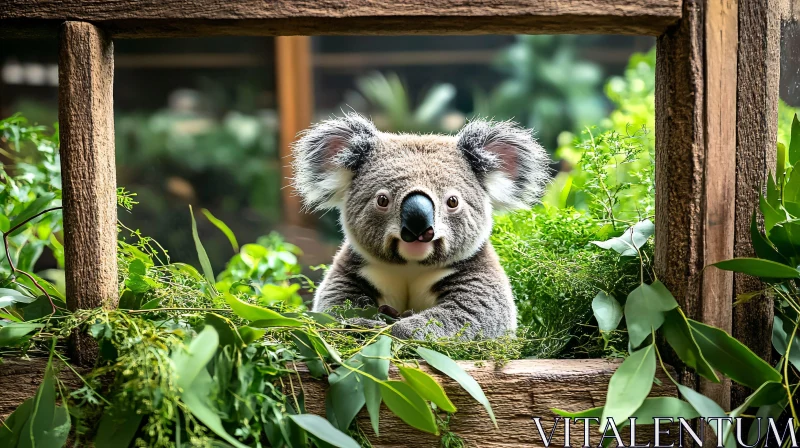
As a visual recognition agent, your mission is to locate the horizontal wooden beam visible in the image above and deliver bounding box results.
[0,0,682,38]
[0,357,677,446]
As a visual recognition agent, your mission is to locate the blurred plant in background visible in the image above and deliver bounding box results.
[473,35,607,151]
[114,87,281,271]
[343,71,462,133]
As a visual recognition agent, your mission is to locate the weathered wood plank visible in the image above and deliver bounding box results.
[59,21,117,365]
[731,0,780,407]
[298,359,678,447]
[0,0,682,38]
[699,0,738,411]
[276,36,312,226]
[0,357,677,447]
[655,0,740,411]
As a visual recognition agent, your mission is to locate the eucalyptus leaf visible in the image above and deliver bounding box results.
[662,309,718,382]
[600,344,656,428]
[689,319,781,389]
[0,322,43,347]
[398,366,456,413]
[379,380,438,435]
[677,384,735,448]
[591,219,654,256]
[416,346,496,427]
[94,405,143,448]
[0,288,36,308]
[789,113,800,167]
[711,258,799,279]
[624,281,678,347]
[326,357,366,431]
[224,293,303,327]
[592,291,623,334]
[288,414,360,448]
[553,397,699,425]
[360,336,391,435]
[772,315,800,371]
[750,210,789,265]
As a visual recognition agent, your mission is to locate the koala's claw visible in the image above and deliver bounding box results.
[377,304,400,319]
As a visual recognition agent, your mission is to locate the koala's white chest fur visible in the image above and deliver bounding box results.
[359,262,454,313]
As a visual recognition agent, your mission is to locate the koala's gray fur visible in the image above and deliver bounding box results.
[291,112,550,340]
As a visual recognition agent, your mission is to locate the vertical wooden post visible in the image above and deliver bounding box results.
[276,36,313,226]
[59,22,117,364]
[732,0,781,407]
[655,0,738,411]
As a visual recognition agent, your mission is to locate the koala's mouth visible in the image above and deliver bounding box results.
[397,240,434,261]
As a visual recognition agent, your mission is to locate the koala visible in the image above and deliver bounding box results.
[291,112,550,340]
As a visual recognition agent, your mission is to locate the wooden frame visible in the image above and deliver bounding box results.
[0,0,784,439]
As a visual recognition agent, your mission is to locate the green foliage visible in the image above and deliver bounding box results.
[491,205,646,358]
[475,35,606,150]
[575,116,800,441]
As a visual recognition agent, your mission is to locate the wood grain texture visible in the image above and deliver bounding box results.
[0,358,678,447]
[297,359,678,447]
[276,36,312,226]
[0,0,682,38]
[699,0,738,411]
[732,0,780,408]
[59,22,117,365]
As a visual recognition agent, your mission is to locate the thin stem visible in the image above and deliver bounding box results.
[2,206,63,314]
[784,318,800,429]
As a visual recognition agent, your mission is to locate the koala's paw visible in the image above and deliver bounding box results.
[344,317,388,329]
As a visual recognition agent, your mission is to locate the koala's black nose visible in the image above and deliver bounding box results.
[400,193,435,243]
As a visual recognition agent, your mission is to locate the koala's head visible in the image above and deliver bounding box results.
[292,113,550,265]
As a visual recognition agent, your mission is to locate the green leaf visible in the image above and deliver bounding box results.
[730,381,786,418]
[772,315,800,371]
[204,313,245,348]
[171,325,219,391]
[0,288,36,308]
[769,221,800,262]
[416,346,496,427]
[326,357,366,431]
[767,173,781,210]
[201,208,239,252]
[238,326,266,344]
[288,414,360,448]
[0,322,43,347]
[689,319,781,389]
[553,397,698,425]
[94,405,143,448]
[360,336,391,435]
[139,297,161,310]
[748,402,788,446]
[591,219,654,256]
[398,366,456,413]
[750,210,789,264]
[592,291,623,334]
[790,113,800,167]
[778,142,787,182]
[760,195,785,234]
[600,344,656,428]
[0,398,33,446]
[677,385,735,448]
[711,258,799,279]
[624,281,678,347]
[785,161,800,204]
[17,360,71,448]
[189,205,215,287]
[224,293,303,327]
[379,380,438,435]
[182,369,249,448]
[8,193,56,235]
[291,331,326,378]
[662,309,718,382]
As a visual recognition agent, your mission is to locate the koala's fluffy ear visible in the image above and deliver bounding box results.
[291,113,379,210]
[457,119,551,210]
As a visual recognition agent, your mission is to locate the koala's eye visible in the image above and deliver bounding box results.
[446,196,459,209]
[376,194,390,208]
